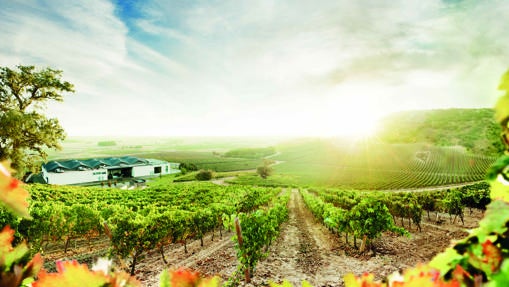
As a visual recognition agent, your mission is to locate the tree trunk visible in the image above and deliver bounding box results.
[159,245,167,264]
[235,217,250,284]
[64,236,71,254]
[359,235,368,253]
[130,252,138,276]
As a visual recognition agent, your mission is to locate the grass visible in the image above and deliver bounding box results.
[227,173,299,187]
[270,139,497,189]
[43,128,499,190]
[45,136,282,172]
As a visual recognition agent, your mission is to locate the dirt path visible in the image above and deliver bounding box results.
[126,188,480,286]
[250,189,390,287]
[138,230,238,287]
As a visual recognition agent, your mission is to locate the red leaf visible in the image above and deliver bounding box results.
[481,240,502,272]
[0,161,31,218]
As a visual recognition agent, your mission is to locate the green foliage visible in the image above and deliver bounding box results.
[0,65,74,175]
[97,141,116,147]
[273,139,496,189]
[229,173,297,187]
[195,170,214,181]
[135,152,261,172]
[349,198,406,243]
[256,160,273,179]
[224,147,276,159]
[178,162,198,174]
[233,192,289,282]
[378,108,504,156]
[301,189,407,251]
[443,189,465,225]
[429,201,509,284]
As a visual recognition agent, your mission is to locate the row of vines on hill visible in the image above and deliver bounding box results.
[329,146,496,190]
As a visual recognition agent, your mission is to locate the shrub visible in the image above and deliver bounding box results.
[195,170,213,181]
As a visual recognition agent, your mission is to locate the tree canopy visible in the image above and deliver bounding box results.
[0,65,74,175]
[377,108,504,155]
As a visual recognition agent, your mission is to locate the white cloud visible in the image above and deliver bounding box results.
[1,0,508,137]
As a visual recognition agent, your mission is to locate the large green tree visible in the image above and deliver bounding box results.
[0,65,74,175]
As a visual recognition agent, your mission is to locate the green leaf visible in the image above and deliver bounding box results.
[495,95,509,125]
[498,69,509,93]
[487,260,509,287]
[470,200,509,241]
[429,247,462,273]
[159,269,170,287]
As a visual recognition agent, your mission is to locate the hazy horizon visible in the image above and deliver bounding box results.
[1,1,508,137]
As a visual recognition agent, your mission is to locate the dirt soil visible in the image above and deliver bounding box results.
[41,188,481,287]
[134,189,480,287]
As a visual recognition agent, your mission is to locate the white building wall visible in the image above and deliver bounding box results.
[44,169,108,185]
[161,163,181,175]
[132,165,156,177]
[41,161,181,185]
[132,163,180,177]
[167,164,181,175]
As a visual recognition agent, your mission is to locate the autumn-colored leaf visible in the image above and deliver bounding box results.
[0,226,43,287]
[0,225,15,253]
[344,272,385,287]
[387,265,461,287]
[0,161,31,218]
[23,253,44,279]
[481,240,502,273]
[160,268,219,287]
[33,261,108,287]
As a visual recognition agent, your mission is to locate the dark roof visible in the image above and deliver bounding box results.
[25,173,47,184]
[43,156,149,172]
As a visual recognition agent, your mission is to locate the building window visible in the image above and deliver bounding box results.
[154,166,162,174]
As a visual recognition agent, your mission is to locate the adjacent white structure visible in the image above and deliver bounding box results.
[41,156,180,185]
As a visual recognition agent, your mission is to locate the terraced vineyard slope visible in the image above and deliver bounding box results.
[273,140,497,189]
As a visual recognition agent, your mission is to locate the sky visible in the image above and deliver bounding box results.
[1,0,508,137]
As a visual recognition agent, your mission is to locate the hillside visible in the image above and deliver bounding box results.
[377,108,504,156]
[271,139,496,189]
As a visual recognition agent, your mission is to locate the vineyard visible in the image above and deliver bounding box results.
[0,175,493,286]
[0,107,506,287]
[0,182,290,283]
[272,141,498,189]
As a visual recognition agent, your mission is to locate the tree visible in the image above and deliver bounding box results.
[0,65,74,175]
[256,159,273,179]
[179,162,198,174]
[195,169,213,181]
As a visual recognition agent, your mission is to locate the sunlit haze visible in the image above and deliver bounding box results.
[1,1,508,137]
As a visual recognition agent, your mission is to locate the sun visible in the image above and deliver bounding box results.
[336,113,380,140]
[330,97,383,140]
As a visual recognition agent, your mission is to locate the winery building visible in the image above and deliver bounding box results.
[40,156,180,185]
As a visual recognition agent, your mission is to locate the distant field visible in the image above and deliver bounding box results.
[132,151,263,172]
[271,139,497,189]
[46,136,285,172]
[44,133,499,189]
